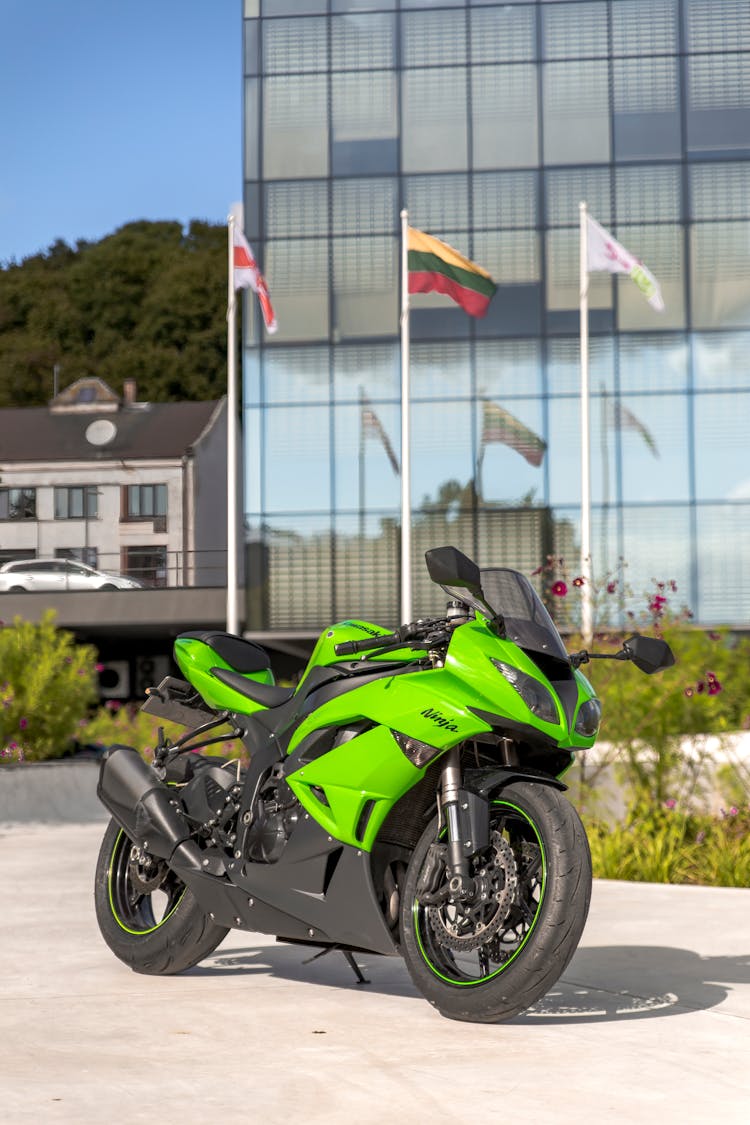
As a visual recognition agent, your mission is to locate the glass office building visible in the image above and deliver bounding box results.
[242,0,750,648]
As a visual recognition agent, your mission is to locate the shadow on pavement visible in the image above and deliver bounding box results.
[191,941,750,1024]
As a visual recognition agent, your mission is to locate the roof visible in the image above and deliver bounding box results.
[0,399,224,463]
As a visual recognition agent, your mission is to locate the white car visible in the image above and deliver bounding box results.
[0,559,143,592]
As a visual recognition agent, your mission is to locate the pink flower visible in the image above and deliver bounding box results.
[573,576,585,588]
[729,806,738,816]
[606,581,617,595]
[95,662,104,673]
[664,798,677,810]
[684,687,694,698]
[551,581,567,597]
[18,718,27,730]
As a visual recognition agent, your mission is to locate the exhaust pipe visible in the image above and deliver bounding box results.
[97,745,202,870]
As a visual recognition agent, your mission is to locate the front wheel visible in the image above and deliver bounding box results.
[94,818,229,975]
[399,781,592,1023]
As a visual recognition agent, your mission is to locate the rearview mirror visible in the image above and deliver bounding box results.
[425,546,483,595]
[623,634,676,675]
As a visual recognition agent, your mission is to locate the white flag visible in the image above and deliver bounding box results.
[586,214,664,312]
[232,225,278,334]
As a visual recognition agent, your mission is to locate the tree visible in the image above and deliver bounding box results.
[0,220,226,406]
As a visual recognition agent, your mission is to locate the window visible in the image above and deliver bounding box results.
[0,488,36,520]
[55,547,98,568]
[122,484,167,520]
[54,486,98,520]
[123,547,167,588]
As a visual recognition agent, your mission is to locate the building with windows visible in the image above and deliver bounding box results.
[241,0,750,649]
[0,377,228,587]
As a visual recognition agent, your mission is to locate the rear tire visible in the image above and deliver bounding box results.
[400,782,592,1023]
[94,818,229,975]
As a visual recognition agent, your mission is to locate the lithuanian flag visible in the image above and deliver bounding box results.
[407,227,497,318]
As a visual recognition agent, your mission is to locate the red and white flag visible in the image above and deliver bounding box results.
[233,225,277,334]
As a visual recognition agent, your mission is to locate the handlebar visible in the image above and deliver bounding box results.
[334,616,449,657]
[334,632,401,657]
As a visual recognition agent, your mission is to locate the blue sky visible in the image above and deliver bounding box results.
[0,0,241,266]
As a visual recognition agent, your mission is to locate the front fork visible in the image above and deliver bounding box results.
[439,747,490,897]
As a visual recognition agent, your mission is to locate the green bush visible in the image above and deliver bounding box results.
[80,703,244,762]
[0,611,99,762]
[585,803,750,887]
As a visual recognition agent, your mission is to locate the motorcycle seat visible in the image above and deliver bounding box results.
[210,666,295,709]
[178,630,271,675]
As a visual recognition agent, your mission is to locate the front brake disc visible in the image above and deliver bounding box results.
[427,831,518,952]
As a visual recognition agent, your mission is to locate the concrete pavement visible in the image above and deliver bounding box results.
[0,820,748,1124]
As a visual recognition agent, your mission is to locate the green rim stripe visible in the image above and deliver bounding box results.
[413,799,547,987]
[108,829,185,936]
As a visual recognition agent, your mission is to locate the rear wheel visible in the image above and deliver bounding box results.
[400,781,591,1023]
[94,818,228,975]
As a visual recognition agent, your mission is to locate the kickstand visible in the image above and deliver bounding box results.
[302,945,370,985]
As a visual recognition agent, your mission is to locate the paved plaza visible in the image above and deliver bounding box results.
[0,816,749,1124]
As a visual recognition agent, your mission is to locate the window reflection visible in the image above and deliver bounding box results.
[263,74,328,179]
[402,68,468,172]
[333,401,401,511]
[263,405,331,513]
[693,391,750,500]
[472,65,538,170]
[332,236,398,338]
[618,394,689,502]
[543,61,610,165]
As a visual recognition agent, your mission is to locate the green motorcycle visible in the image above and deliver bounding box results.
[94,545,674,1022]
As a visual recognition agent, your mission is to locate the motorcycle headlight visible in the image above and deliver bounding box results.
[574,698,602,737]
[490,659,559,726]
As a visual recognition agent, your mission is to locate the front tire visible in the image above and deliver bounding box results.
[94,818,229,975]
[400,782,592,1023]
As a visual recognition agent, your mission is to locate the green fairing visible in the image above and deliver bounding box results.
[283,613,600,850]
[173,636,275,714]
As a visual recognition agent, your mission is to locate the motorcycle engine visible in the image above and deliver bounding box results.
[245,777,300,864]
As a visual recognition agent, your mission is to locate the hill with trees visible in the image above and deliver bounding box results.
[0,220,227,406]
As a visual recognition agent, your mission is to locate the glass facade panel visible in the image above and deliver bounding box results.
[695,504,750,623]
[331,13,395,70]
[693,391,750,500]
[542,61,611,164]
[618,395,690,502]
[470,5,535,64]
[333,342,400,402]
[333,401,401,511]
[243,2,750,637]
[263,74,328,179]
[472,65,538,170]
[402,9,467,67]
[611,0,678,56]
[331,70,398,177]
[613,56,682,160]
[332,235,398,338]
[542,2,608,60]
[477,397,547,505]
[263,405,331,513]
[402,68,468,172]
[263,238,329,342]
[694,332,750,389]
[690,221,750,329]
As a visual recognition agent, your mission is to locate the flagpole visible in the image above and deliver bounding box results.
[579,200,593,645]
[226,213,239,636]
[400,208,412,626]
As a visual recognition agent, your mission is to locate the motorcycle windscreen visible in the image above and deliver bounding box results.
[444,567,569,663]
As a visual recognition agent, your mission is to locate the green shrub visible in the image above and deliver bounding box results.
[80,703,244,762]
[585,803,750,887]
[0,611,98,762]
